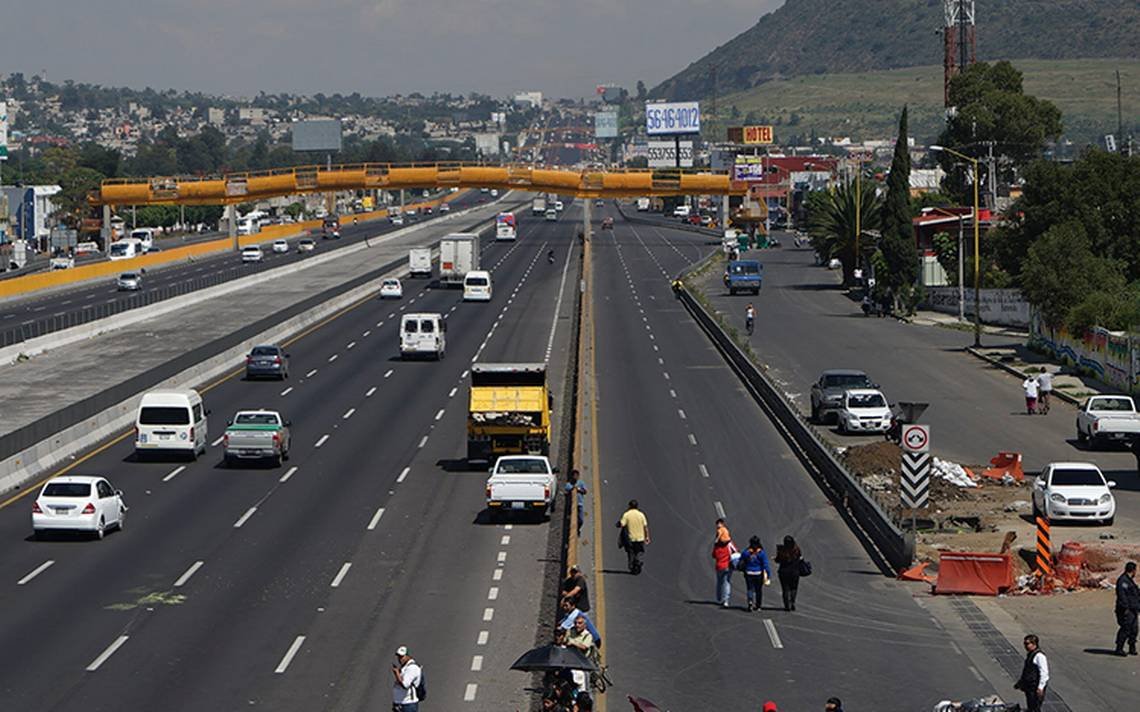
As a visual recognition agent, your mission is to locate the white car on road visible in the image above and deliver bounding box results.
[32,476,126,540]
[272,239,289,254]
[380,278,404,299]
[1032,462,1116,525]
[837,389,892,434]
[241,246,263,263]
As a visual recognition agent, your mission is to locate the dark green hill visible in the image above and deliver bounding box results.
[652,0,1140,100]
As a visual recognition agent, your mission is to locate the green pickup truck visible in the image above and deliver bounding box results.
[223,410,291,467]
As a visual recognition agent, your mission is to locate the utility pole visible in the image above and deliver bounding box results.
[985,141,997,210]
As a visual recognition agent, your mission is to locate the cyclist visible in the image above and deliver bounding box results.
[745,303,756,335]
[548,249,556,264]
[616,500,649,575]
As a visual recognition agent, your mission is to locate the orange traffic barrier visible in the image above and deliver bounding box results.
[934,552,1013,595]
[982,451,1024,481]
[1055,541,1084,589]
[898,562,936,583]
[1035,515,1053,582]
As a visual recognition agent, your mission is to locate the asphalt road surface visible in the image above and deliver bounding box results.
[0,208,580,712]
[0,191,493,346]
[590,214,987,710]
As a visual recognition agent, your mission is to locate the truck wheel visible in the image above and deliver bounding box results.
[1076,428,1087,446]
[810,402,820,423]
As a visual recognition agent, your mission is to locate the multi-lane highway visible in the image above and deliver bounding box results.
[0,207,581,711]
[0,191,493,348]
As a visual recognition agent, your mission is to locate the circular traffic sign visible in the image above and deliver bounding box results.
[903,425,929,451]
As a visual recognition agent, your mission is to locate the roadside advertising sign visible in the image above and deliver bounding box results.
[645,101,701,136]
[728,125,775,145]
[594,111,618,139]
[647,141,693,168]
[732,155,769,181]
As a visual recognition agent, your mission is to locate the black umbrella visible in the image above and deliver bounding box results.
[510,644,598,672]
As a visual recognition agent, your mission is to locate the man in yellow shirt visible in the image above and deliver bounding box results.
[616,499,650,575]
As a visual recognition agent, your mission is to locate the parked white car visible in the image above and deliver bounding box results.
[241,246,263,263]
[272,239,289,254]
[837,389,892,434]
[1032,462,1116,525]
[380,278,404,299]
[1075,395,1140,449]
[32,476,126,540]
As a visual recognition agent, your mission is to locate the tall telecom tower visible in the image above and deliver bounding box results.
[943,0,976,107]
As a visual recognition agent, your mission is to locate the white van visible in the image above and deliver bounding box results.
[463,270,492,302]
[236,217,259,236]
[134,390,208,460]
[400,313,446,360]
[108,238,144,261]
[129,228,155,253]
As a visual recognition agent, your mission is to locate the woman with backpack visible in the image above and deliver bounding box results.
[740,536,772,612]
[775,535,809,612]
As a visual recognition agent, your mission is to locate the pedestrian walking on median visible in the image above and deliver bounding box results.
[1114,561,1140,656]
[775,535,804,612]
[617,500,650,575]
[1013,634,1049,712]
[565,470,587,537]
[741,535,772,612]
[1023,375,1039,415]
[391,645,424,712]
[712,518,737,607]
[1036,370,1054,414]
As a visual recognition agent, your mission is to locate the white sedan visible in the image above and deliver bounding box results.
[32,476,127,540]
[837,389,892,434]
[241,246,263,263]
[1032,462,1116,525]
[272,239,290,254]
[380,278,404,299]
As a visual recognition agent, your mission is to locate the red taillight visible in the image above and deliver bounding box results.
[544,486,551,500]
[223,433,229,444]
[1092,421,1099,432]
[82,503,96,514]
[272,433,281,444]
[32,501,42,513]
[189,427,195,441]
[246,355,252,362]
[273,356,281,364]
[485,485,492,499]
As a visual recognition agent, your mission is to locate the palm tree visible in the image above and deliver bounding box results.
[806,181,882,286]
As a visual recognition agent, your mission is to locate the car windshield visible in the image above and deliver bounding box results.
[467,277,489,286]
[849,393,886,408]
[825,374,871,388]
[120,273,138,280]
[1092,397,1134,412]
[243,248,259,253]
[497,459,549,474]
[235,413,279,425]
[730,263,760,275]
[140,406,191,425]
[251,346,279,357]
[1050,468,1105,487]
[43,482,92,497]
[110,244,129,256]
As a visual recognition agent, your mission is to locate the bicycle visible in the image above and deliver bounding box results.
[745,316,755,336]
[590,663,613,693]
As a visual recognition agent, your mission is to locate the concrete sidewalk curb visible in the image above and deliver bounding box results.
[0,201,497,368]
[965,346,1083,407]
[0,204,511,496]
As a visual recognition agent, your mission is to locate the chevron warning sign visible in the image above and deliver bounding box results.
[901,451,931,509]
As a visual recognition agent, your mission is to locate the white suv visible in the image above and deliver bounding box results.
[1032,462,1116,525]
[837,389,891,434]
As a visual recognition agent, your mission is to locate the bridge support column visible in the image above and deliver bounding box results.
[227,204,237,251]
[101,205,112,247]
[582,197,591,244]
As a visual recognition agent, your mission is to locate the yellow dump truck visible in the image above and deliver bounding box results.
[467,363,551,464]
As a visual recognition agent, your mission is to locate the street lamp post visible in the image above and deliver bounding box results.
[930,145,982,347]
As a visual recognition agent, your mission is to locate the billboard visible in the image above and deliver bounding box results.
[645,101,701,136]
[647,140,694,168]
[0,102,8,160]
[728,125,775,145]
[291,119,343,152]
[594,110,618,139]
[732,155,770,181]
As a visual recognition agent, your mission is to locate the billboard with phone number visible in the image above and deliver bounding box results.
[645,102,701,136]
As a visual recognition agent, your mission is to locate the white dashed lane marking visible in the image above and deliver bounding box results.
[86,635,130,672]
[233,507,257,528]
[162,466,186,482]
[699,464,710,478]
[314,434,330,448]
[367,507,386,530]
[397,467,410,483]
[280,466,298,483]
[17,560,54,586]
[173,561,204,588]
[274,636,306,674]
[330,563,352,588]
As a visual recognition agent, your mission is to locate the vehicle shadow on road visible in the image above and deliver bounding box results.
[437,458,475,473]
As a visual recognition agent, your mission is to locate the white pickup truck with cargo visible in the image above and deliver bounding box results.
[223,410,292,467]
[408,247,432,278]
[439,233,479,286]
[532,197,547,216]
[484,455,557,520]
[1076,395,1140,449]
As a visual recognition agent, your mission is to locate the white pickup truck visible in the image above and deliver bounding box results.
[1076,395,1140,449]
[485,455,557,520]
[223,410,292,466]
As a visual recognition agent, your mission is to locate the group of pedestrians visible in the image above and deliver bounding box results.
[1021,371,1054,415]
[710,518,809,612]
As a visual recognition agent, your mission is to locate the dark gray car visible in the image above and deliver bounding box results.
[810,369,875,423]
[245,344,290,380]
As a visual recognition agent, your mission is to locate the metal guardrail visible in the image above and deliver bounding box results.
[674,275,915,573]
[0,211,502,464]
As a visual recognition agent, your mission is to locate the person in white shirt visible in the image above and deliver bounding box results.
[1036,371,1054,414]
[1022,376,1039,415]
[1014,634,1049,712]
[391,645,423,711]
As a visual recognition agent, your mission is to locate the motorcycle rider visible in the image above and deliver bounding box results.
[548,249,556,264]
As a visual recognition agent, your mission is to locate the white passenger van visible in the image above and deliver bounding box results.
[463,270,492,302]
[129,228,155,253]
[108,238,144,261]
[134,390,208,460]
[400,313,446,360]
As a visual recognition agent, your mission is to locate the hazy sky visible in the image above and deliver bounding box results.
[1,0,781,99]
